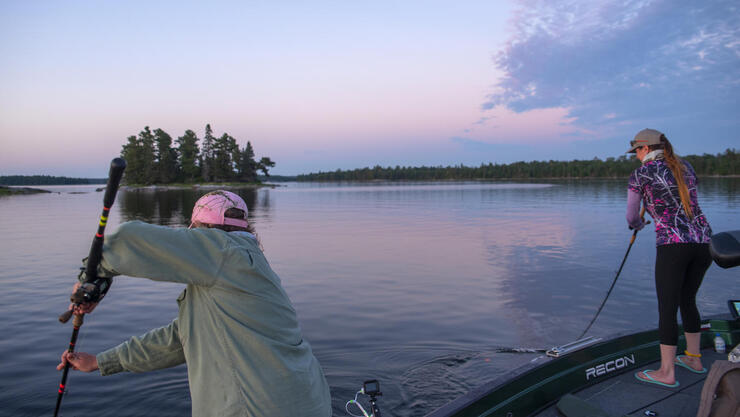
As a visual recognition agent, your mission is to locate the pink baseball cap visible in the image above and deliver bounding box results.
[190,190,248,228]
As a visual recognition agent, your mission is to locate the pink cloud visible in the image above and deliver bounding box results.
[464,105,595,144]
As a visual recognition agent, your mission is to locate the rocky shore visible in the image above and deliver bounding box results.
[0,186,52,196]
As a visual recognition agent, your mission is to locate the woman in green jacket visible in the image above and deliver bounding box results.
[58,190,332,417]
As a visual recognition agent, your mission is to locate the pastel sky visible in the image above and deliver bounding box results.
[1,0,738,177]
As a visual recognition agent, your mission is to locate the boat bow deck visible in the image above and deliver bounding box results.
[541,348,727,417]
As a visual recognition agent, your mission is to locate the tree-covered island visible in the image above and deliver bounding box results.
[120,124,275,186]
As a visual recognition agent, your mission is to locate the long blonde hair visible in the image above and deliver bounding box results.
[651,135,693,219]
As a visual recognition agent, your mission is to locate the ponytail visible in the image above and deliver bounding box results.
[655,135,693,219]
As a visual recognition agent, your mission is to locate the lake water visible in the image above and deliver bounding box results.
[0,179,737,417]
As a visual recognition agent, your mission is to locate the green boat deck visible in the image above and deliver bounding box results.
[538,348,727,417]
[425,317,739,417]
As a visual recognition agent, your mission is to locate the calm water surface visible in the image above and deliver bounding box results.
[0,179,737,416]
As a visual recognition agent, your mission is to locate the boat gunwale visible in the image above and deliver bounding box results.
[424,314,739,417]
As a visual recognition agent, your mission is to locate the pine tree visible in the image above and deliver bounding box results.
[176,130,200,182]
[237,141,257,182]
[212,133,238,181]
[121,135,144,184]
[138,126,157,184]
[154,128,178,183]
[257,157,276,177]
[120,128,156,184]
[226,135,238,179]
[200,124,215,182]
[230,135,242,177]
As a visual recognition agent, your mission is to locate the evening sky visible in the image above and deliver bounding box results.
[1,0,738,177]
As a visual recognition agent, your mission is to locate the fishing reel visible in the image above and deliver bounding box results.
[70,277,112,304]
[59,275,112,323]
[70,264,112,304]
[628,219,651,231]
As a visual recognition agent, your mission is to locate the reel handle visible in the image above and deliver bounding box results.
[59,309,74,323]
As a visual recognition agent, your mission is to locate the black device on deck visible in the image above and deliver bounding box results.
[729,300,740,320]
[363,380,382,417]
[363,380,381,396]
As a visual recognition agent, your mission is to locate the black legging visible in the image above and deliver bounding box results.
[655,243,712,345]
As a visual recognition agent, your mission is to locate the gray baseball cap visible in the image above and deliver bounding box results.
[627,128,664,153]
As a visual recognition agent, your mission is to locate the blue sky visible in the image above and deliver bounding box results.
[0,0,737,177]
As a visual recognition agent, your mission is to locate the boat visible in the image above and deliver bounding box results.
[424,317,738,417]
[422,230,740,417]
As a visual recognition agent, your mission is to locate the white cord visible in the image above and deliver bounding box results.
[345,390,370,417]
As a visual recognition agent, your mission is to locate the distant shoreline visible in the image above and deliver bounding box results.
[291,174,740,182]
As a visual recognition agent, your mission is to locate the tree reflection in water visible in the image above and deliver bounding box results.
[118,187,261,227]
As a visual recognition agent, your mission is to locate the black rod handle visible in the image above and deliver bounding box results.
[103,157,126,208]
[84,158,126,282]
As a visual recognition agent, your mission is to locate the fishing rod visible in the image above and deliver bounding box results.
[54,158,126,417]
[578,206,648,340]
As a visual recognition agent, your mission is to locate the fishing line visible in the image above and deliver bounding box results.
[578,207,648,340]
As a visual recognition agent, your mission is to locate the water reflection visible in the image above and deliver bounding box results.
[701,177,739,209]
[2,180,736,417]
[118,187,263,226]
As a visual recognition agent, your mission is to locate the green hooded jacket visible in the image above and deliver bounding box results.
[93,221,331,417]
